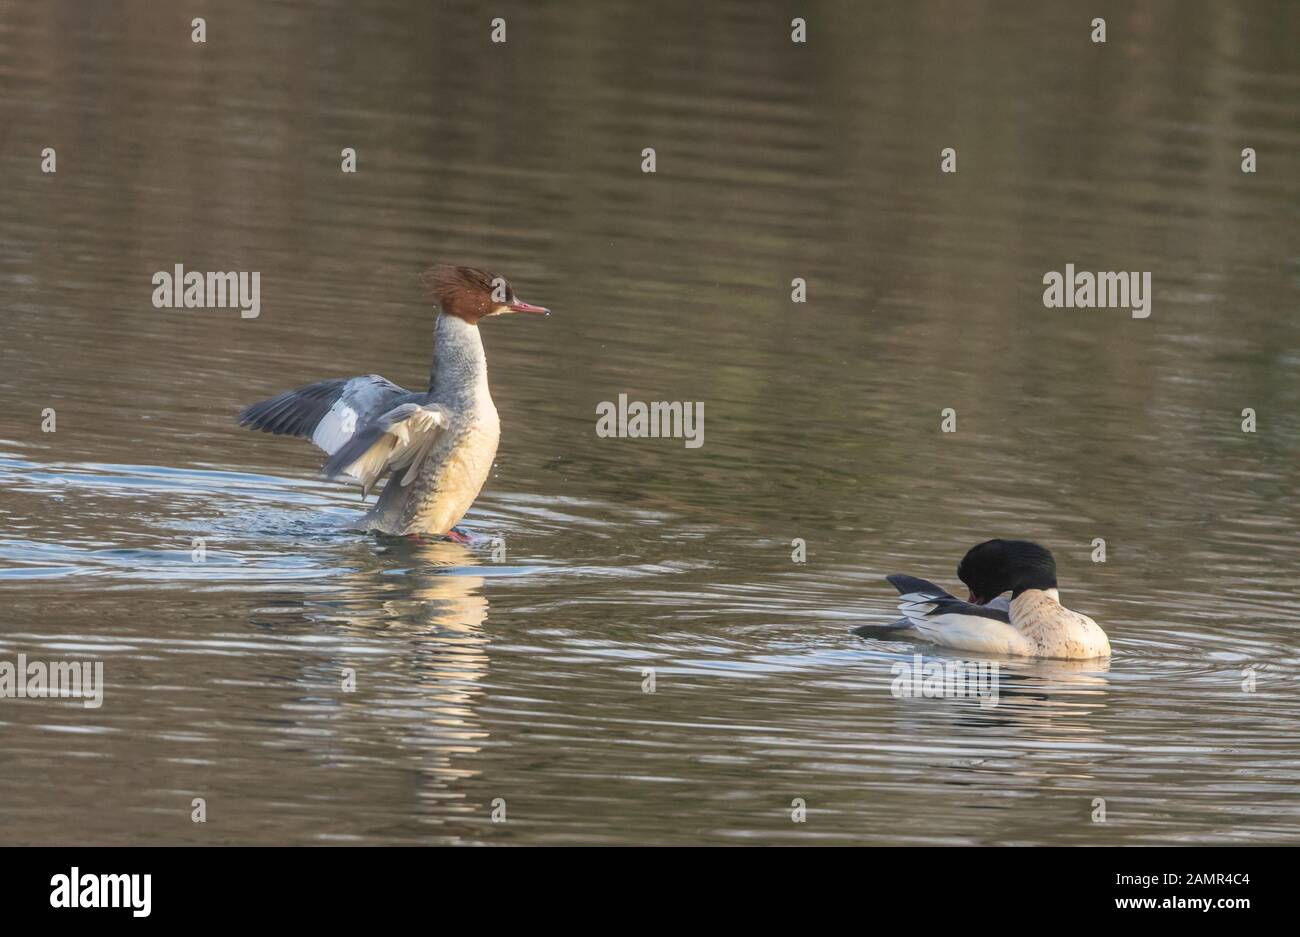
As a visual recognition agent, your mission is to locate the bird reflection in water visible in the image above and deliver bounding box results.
[304,536,498,836]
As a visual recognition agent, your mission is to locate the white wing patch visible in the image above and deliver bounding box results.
[311,402,359,455]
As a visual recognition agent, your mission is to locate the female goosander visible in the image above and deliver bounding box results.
[238,264,548,539]
[853,539,1111,660]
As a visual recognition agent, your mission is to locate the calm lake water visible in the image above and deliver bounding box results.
[2,0,1299,845]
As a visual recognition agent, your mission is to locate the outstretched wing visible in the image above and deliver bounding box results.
[322,402,448,497]
[238,375,415,456]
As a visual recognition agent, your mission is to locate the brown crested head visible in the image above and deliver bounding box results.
[420,264,549,324]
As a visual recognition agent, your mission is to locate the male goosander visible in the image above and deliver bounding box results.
[853,539,1111,660]
[238,264,548,539]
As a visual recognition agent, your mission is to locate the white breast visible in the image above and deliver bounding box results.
[1011,590,1112,660]
[403,403,500,535]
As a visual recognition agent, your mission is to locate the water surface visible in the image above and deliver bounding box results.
[1,0,1299,844]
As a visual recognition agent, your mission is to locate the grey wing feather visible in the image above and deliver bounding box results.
[238,375,415,455]
[851,619,916,639]
[238,378,348,438]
